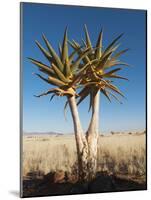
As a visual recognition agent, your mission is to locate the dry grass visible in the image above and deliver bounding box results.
[23,135,77,175]
[22,133,146,180]
[97,134,146,178]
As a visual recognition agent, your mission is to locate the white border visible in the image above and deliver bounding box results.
[0,0,150,199]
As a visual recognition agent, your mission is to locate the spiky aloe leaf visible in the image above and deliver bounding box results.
[105,74,129,81]
[50,94,56,101]
[62,27,68,63]
[34,73,52,84]
[103,48,129,69]
[82,38,87,47]
[116,62,130,67]
[64,59,71,78]
[69,75,81,88]
[104,59,117,69]
[70,59,98,87]
[58,43,62,58]
[104,60,130,69]
[113,48,129,60]
[33,73,65,87]
[42,34,64,71]
[72,40,81,48]
[105,48,129,67]
[101,88,111,102]
[35,40,52,61]
[68,40,91,64]
[102,33,123,58]
[110,43,121,53]
[48,76,65,87]
[82,81,100,87]
[78,87,99,112]
[77,87,90,105]
[84,24,92,48]
[96,52,112,70]
[28,57,55,76]
[102,68,122,77]
[88,89,99,112]
[106,90,123,104]
[77,58,99,75]
[34,88,55,97]
[64,100,69,121]
[71,48,92,71]
[68,40,78,49]
[68,47,82,65]
[51,63,70,83]
[34,87,75,98]
[104,81,125,98]
[95,29,103,59]
[88,91,93,112]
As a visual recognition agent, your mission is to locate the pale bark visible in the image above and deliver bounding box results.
[68,95,89,181]
[86,90,100,180]
[68,91,100,182]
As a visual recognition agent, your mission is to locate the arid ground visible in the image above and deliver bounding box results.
[22,131,146,197]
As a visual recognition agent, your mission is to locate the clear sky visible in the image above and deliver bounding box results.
[21,3,146,133]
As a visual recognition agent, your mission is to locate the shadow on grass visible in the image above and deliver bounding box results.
[22,171,146,198]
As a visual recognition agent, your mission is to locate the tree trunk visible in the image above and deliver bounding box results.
[86,89,100,180]
[68,95,89,181]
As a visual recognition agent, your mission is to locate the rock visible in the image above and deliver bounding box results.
[54,170,65,183]
[66,172,78,183]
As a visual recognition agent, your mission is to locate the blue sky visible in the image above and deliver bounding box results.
[21,3,146,133]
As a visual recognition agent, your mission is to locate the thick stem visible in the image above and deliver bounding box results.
[68,95,88,181]
[86,90,100,180]
[87,90,100,135]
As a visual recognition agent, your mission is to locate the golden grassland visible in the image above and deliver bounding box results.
[22,132,146,181]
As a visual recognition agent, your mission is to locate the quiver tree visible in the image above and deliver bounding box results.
[28,28,97,181]
[69,25,129,180]
[29,25,129,182]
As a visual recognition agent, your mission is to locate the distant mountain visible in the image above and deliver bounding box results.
[23,131,65,136]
